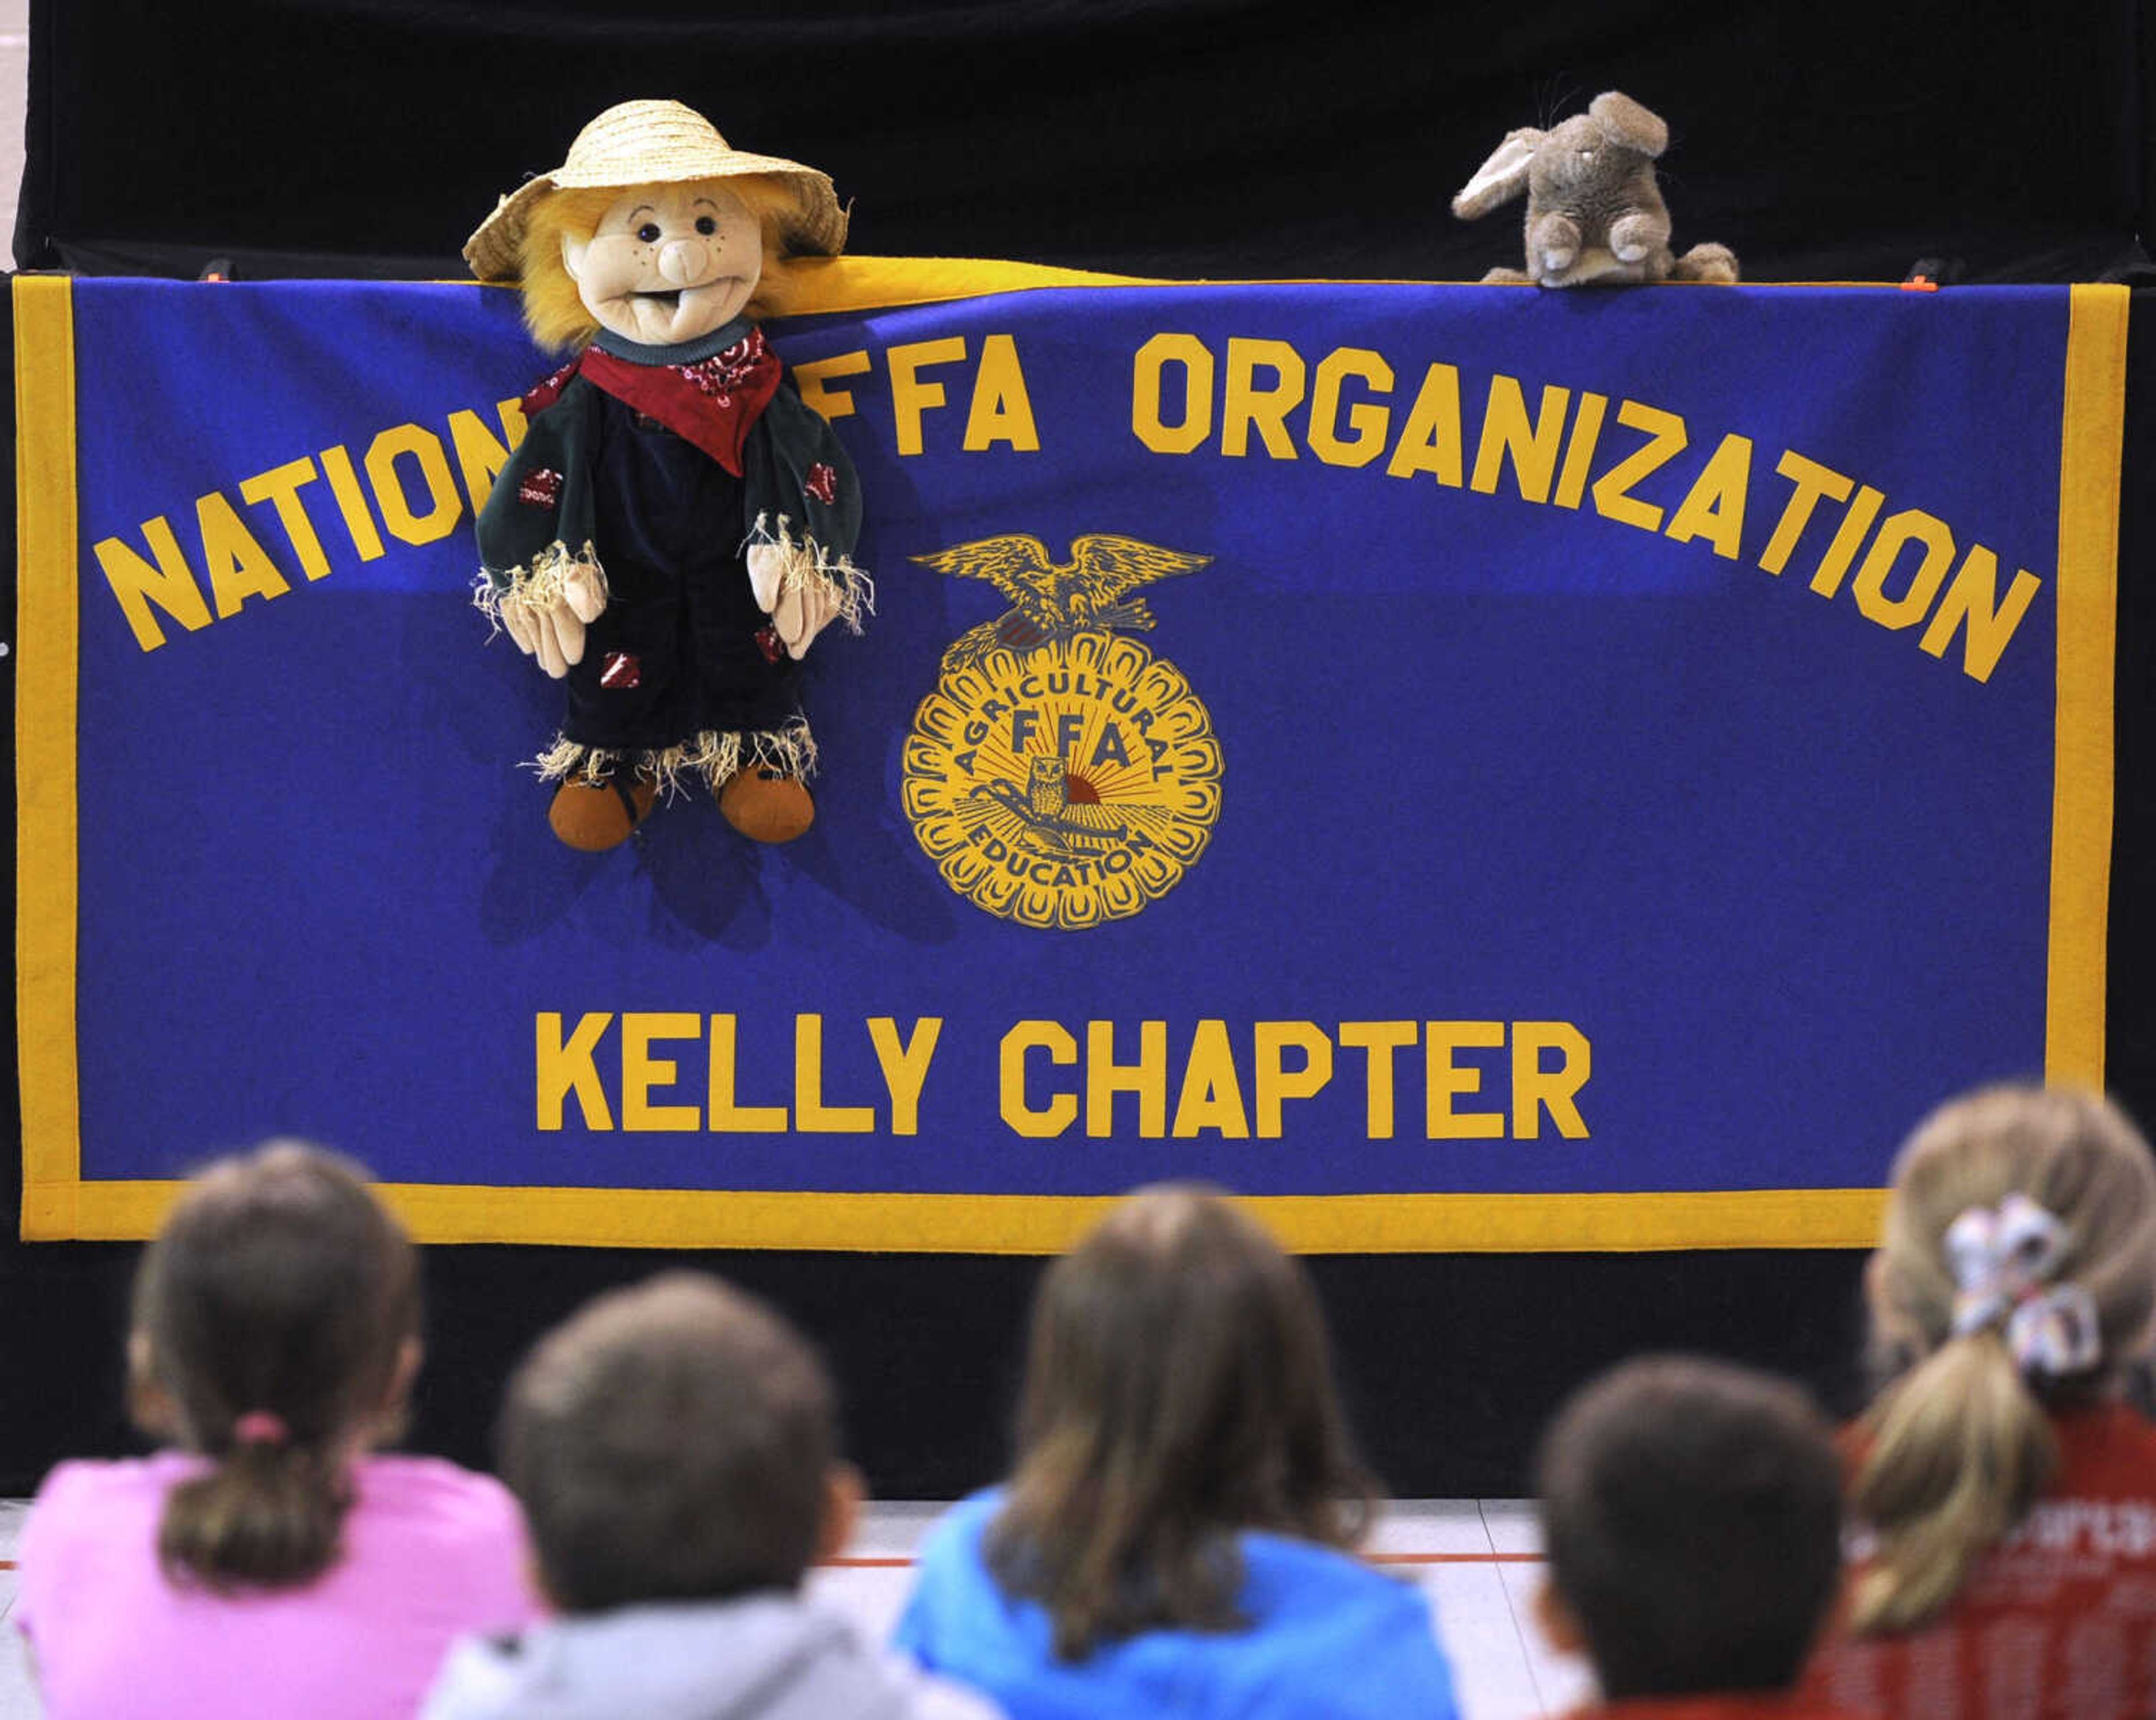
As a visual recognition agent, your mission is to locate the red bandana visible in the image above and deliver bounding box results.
[520,328,784,477]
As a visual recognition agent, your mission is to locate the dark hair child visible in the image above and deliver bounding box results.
[892,1184,1460,1719]
[15,1142,541,1720]
[1535,1355,1858,1717]
[422,1271,995,1720]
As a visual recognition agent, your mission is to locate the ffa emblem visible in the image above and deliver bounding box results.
[902,534,1223,931]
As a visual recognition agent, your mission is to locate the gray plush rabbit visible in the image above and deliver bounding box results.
[1453,92,1738,287]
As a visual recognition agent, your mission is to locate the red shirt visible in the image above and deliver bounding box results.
[1803,1401,2156,1719]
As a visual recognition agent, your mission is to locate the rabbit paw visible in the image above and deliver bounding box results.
[1674,243,1740,284]
[1609,212,1669,264]
[1527,213,1581,277]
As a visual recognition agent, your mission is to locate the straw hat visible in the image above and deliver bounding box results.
[464,99,847,281]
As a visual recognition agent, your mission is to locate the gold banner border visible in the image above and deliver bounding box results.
[16,273,2126,1251]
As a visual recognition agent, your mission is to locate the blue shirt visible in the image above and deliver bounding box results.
[893,1491,1458,1719]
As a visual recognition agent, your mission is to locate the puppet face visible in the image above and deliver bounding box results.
[560,181,763,346]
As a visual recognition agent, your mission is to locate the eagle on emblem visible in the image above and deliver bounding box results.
[912,534,1212,669]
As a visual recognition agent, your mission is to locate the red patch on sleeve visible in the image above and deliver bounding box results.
[755,625,783,664]
[519,359,581,419]
[518,468,564,509]
[599,651,641,689]
[805,462,839,505]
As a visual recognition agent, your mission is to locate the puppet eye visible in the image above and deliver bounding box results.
[636,222,662,243]
[695,216,718,236]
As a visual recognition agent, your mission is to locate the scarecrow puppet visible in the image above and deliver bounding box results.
[466,100,869,850]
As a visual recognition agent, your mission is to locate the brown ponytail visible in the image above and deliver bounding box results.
[158,1442,357,1590]
[1851,1086,2156,1633]
[131,1142,419,1591]
[986,1186,1375,1660]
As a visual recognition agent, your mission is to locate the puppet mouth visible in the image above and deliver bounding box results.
[599,276,753,345]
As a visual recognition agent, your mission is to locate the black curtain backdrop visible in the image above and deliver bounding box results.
[0,0,2149,1500]
[15,0,2155,285]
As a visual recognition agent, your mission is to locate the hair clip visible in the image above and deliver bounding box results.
[232,1410,291,1447]
[1945,1193,2101,1375]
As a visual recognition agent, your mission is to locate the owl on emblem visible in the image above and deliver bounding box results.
[969,754,1130,853]
[912,533,1212,669]
[1028,754,1068,817]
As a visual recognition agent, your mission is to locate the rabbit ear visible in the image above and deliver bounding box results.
[1587,92,1668,157]
[1452,128,1543,219]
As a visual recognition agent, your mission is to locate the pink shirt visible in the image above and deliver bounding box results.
[15,1451,544,1720]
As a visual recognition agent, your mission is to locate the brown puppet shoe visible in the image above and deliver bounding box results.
[717,765,815,844]
[548,771,657,852]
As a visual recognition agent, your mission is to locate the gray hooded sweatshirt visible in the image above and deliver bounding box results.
[420,1594,1001,1720]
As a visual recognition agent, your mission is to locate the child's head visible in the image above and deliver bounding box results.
[501,1271,854,1613]
[1536,1355,1844,1701]
[130,1140,421,1590]
[989,1183,1373,1660]
[1851,1082,2156,1631]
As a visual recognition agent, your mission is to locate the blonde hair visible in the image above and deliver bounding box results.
[514,176,806,351]
[1851,1085,2156,1634]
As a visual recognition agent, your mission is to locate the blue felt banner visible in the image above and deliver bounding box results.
[15,267,2122,1248]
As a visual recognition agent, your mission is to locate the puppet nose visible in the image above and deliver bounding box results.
[657,239,711,287]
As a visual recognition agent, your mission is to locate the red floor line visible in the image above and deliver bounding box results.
[1369,1552,1543,1565]
[0,1554,1543,1574]
[817,1550,1542,1570]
